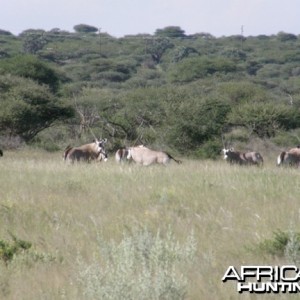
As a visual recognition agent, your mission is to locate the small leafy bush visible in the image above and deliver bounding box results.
[258,230,300,260]
[0,233,32,264]
[195,139,222,159]
[271,130,300,147]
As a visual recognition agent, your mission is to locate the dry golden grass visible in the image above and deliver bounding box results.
[0,149,300,299]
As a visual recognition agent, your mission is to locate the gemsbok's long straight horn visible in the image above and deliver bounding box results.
[221,134,227,149]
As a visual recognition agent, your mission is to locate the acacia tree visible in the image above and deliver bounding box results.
[0,55,60,93]
[0,75,74,142]
[67,87,168,147]
[19,30,48,54]
[145,37,174,64]
[73,24,98,33]
[227,102,300,138]
[155,26,186,38]
[166,96,231,152]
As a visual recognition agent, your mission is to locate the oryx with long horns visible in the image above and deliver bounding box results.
[64,138,107,163]
[126,145,181,166]
[222,147,264,166]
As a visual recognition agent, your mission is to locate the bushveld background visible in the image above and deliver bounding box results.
[0,148,300,300]
[1,26,300,158]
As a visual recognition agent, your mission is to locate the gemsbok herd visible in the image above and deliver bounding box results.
[0,139,299,168]
[63,141,182,166]
[59,137,300,168]
[221,145,300,167]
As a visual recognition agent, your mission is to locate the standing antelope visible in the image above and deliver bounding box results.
[127,146,181,166]
[115,145,145,163]
[64,138,107,164]
[222,148,264,166]
[277,146,300,167]
[115,148,130,163]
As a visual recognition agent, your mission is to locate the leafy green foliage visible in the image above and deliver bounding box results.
[22,32,48,54]
[271,129,300,147]
[168,98,231,152]
[168,56,237,83]
[228,102,300,138]
[155,26,186,38]
[0,55,60,92]
[194,139,223,159]
[217,81,268,104]
[0,233,31,264]
[258,230,300,258]
[145,37,174,64]
[73,24,98,33]
[277,32,297,42]
[0,75,74,141]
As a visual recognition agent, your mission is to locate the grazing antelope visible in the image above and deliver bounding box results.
[222,148,263,166]
[127,146,182,166]
[277,146,300,167]
[64,138,107,164]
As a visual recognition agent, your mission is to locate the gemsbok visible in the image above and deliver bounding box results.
[126,145,182,166]
[115,145,145,163]
[222,148,264,166]
[64,138,107,164]
[115,148,130,163]
[277,146,300,167]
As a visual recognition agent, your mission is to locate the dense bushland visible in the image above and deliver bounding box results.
[1,26,300,155]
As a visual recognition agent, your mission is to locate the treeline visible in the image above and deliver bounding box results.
[0,25,300,157]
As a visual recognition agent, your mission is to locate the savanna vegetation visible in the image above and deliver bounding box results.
[1,25,300,154]
[1,25,300,299]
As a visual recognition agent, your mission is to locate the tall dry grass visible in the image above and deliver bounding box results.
[0,149,300,299]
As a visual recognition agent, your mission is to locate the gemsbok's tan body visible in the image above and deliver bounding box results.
[277,146,300,167]
[127,146,181,166]
[222,148,263,166]
[64,138,107,164]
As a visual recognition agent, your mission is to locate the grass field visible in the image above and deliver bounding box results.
[0,149,300,299]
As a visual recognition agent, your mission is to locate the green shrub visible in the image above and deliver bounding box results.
[73,24,98,33]
[271,130,300,147]
[168,56,236,83]
[228,102,300,138]
[195,139,223,159]
[0,55,60,93]
[223,127,250,143]
[77,227,197,300]
[94,71,129,82]
[258,230,300,261]
[0,234,32,264]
